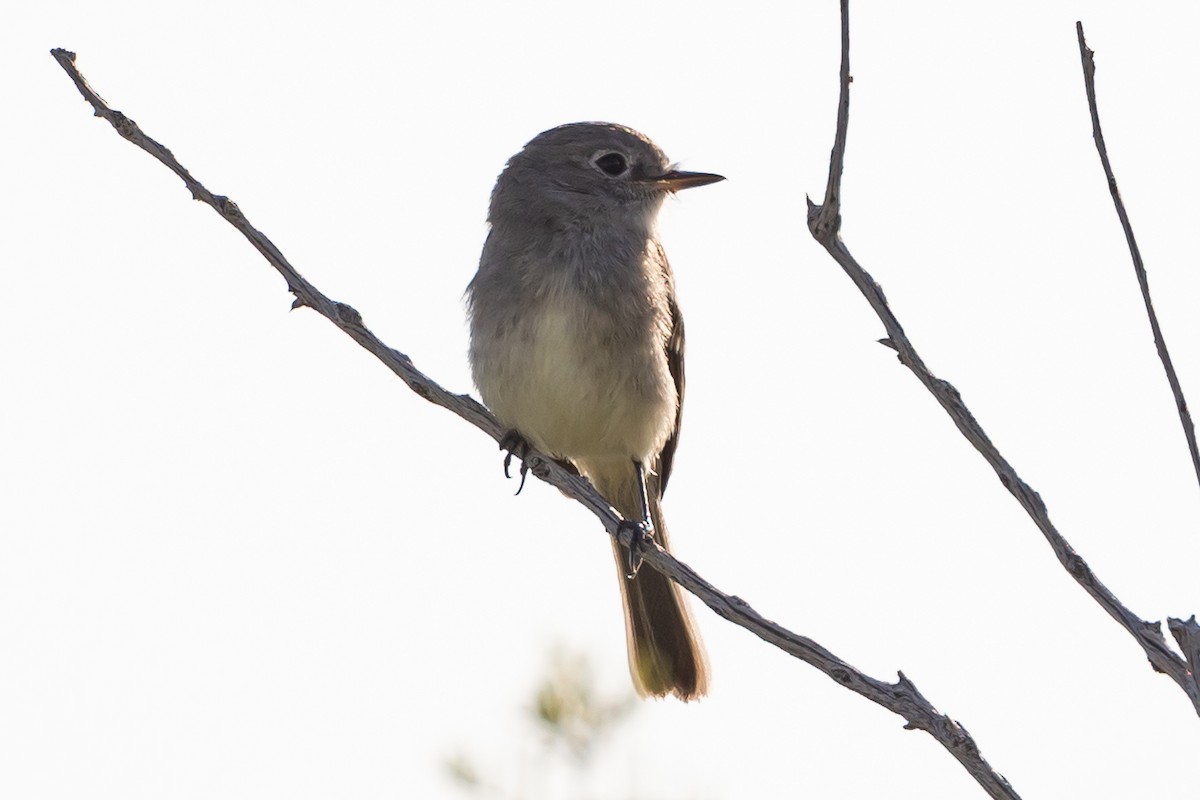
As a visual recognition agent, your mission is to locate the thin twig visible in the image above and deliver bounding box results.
[1076,21,1200,495]
[51,46,1019,799]
[805,9,1199,721]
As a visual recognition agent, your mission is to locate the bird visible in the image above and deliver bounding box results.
[466,122,723,700]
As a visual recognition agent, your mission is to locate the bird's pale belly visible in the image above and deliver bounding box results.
[477,306,675,462]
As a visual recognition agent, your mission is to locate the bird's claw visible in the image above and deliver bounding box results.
[499,430,531,495]
[618,519,655,579]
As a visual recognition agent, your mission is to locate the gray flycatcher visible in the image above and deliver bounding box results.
[466,122,723,701]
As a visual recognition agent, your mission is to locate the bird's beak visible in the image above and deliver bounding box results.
[646,169,726,191]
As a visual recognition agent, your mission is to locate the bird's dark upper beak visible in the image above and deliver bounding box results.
[646,169,726,191]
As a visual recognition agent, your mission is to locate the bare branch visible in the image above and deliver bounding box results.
[804,10,1200,720]
[1075,21,1200,495]
[53,45,1020,799]
[811,0,851,241]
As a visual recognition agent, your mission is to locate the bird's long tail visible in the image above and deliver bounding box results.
[584,459,708,701]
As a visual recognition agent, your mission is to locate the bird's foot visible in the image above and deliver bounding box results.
[618,518,655,579]
[499,430,532,495]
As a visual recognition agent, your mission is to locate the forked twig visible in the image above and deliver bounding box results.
[1075,21,1200,494]
[51,46,1018,798]
[806,5,1199,723]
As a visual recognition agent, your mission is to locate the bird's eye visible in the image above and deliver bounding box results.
[592,152,629,177]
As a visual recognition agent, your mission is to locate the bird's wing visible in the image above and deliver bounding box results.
[654,242,685,497]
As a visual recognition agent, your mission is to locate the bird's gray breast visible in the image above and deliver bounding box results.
[469,223,677,461]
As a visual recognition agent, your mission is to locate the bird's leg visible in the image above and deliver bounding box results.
[498,430,532,495]
[618,459,655,578]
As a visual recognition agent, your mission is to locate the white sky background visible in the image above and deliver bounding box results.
[3,1,1199,797]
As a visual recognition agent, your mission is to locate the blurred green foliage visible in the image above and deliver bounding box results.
[444,646,639,800]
